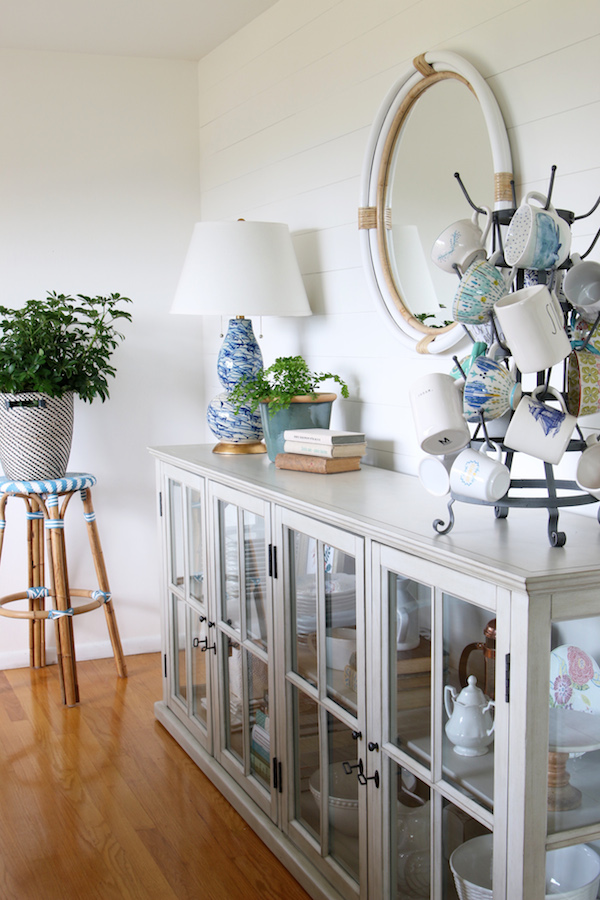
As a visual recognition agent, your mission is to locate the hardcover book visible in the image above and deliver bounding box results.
[282,428,366,445]
[275,453,361,474]
[283,440,366,458]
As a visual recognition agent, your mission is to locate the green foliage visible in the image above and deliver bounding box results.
[0,292,133,402]
[229,355,349,415]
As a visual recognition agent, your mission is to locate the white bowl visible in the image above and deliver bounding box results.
[450,835,600,900]
[309,761,359,837]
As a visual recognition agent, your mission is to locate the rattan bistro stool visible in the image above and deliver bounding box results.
[0,473,127,706]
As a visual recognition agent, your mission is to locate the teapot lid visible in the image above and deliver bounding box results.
[456,675,487,706]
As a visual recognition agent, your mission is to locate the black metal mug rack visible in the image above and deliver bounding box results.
[431,167,600,547]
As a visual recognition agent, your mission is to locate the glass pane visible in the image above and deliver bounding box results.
[244,510,267,650]
[224,637,243,763]
[171,593,187,703]
[325,545,357,715]
[548,615,600,834]
[191,612,208,730]
[391,574,432,764]
[443,799,492,900]
[442,593,495,811]
[187,486,204,602]
[391,764,430,899]
[290,530,318,686]
[248,653,270,788]
[219,501,240,631]
[292,685,320,841]
[168,480,184,588]
[326,712,360,882]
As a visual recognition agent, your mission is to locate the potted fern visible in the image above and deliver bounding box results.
[0,292,132,480]
[229,355,349,461]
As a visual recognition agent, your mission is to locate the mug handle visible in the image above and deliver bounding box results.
[531,384,567,411]
[473,206,493,246]
[525,189,556,214]
[480,439,502,461]
[489,249,516,288]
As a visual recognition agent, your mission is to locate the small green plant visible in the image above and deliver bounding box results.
[0,292,132,402]
[229,355,349,416]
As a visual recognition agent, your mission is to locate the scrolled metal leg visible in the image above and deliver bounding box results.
[433,498,455,535]
[548,508,566,548]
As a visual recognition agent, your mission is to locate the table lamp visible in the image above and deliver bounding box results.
[171,219,312,453]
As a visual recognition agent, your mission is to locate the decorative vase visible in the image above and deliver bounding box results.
[260,393,336,462]
[207,317,266,452]
[0,391,74,481]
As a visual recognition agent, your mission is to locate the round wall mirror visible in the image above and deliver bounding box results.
[359,51,513,353]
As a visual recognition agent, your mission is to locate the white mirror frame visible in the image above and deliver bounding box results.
[359,50,513,354]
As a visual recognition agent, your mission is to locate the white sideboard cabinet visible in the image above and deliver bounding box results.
[150,445,600,900]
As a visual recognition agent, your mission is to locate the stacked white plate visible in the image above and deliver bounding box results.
[295,573,356,635]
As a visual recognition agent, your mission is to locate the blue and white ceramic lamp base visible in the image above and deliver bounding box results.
[207,317,266,454]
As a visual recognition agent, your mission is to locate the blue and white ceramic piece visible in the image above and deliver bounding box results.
[463,357,522,422]
[504,191,571,270]
[217,317,263,391]
[207,392,264,443]
[452,256,509,324]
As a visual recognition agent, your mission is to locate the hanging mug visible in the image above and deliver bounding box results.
[504,191,571,270]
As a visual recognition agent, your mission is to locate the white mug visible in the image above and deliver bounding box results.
[431,207,492,275]
[563,253,600,309]
[576,435,600,499]
[409,373,471,456]
[418,451,461,496]
[504,191,571,269]
[504,386,576,465]
[494,284,571,374]
[450,442,510,503]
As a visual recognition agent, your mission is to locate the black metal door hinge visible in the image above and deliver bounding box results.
[159,491,163,516]
[163,653,167,678]
[505,653,510,703]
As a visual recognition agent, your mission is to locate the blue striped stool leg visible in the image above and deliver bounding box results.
[46,492,79,706]
[81,488,127,678]
[26,499,46,668]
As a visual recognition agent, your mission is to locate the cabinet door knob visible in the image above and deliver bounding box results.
[368,741,379,752]
[357,770,380,789]
[351,730,362,740]
[342,759,364,776]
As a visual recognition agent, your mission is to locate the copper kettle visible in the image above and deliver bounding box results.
[458,619,496,700]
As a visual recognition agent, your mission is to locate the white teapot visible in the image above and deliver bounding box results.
[444,675,495,757]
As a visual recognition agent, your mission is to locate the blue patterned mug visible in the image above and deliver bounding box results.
[452,251,514,324]
[504,386,576,465]
[504,191,571,270]
[463,356,522,423]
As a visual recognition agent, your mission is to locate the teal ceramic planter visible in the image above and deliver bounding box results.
[260,393,336,462]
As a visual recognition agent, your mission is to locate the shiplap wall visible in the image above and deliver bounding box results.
[195,0,600,477]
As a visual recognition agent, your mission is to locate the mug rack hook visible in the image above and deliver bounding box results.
[454,172,486,215]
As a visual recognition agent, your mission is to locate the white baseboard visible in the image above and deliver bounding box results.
[0,634,162,670]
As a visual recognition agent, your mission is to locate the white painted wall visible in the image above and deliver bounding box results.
[0,49,202,667]
[0,0,598,671]
[196,0,600,486]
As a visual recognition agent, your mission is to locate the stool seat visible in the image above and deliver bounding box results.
[0,473,97,494]
[0,472,126,705]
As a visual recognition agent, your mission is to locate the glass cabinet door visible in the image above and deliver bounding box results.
[210,483,275,821]
[163,464,212,753]
[374,543,500,899]
[276,507,365,900]
[544,610,600,892]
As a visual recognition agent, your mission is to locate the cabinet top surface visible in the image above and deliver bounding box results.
[149,444,600,593]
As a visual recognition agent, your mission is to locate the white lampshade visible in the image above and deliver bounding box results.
[171,219,312,318]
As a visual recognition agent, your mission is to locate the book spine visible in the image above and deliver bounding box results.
[283,441,366,458]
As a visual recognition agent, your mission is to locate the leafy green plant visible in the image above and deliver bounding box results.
[0,292,132,402]
[229,355,349,415]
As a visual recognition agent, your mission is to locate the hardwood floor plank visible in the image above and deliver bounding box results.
[0,653,312,900]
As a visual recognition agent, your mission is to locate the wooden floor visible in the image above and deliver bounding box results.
[0,653,312,900]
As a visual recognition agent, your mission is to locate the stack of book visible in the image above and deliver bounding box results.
[275,428,366,474]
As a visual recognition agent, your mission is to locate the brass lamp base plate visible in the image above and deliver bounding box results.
[212,441,267,455]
